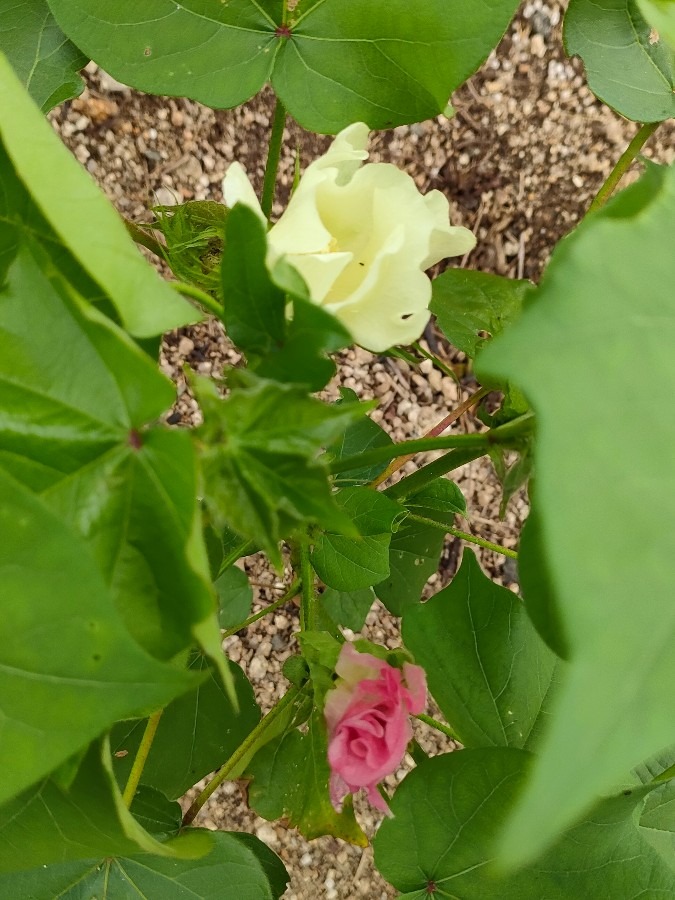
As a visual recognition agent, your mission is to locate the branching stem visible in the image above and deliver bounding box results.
[370,386,489,488]
[407,513,518,559]
[221,579,301,640]
[181,686,304,826]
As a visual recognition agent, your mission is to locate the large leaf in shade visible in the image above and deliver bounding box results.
[0,54,195,336]
[430,269,529,358]
[564,0,675,122]
[373,749,675,898]
[639,0,675,49]
[0,832,288,898]
[197,374,361,566]
[246,711,367,846]
[403,551,558,749]
[0,0,87,111]
[311,487,405,591]
[47,0,520,132]
[477,163,675,862]
[0,469,197,806]
[111,655,260,800]
[0,243,220,664]
[375,519,444,615]
[0,741,210,873]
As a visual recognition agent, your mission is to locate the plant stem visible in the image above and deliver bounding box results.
[123,217,166,258]
[182,686,303,826]
[587,122,659,214]
[415,712,461,743]
[298,540,315,630]
[122,710,163,808]
[411,341,460,381]
[407,513,518,559]
[370,386,489,488]
[385,446,487,500]
[222,579,301,639]
[261,99,287,222]
[330,412,534,476]
[170,281,224,319]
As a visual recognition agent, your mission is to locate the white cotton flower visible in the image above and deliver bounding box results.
[222,123,476,352]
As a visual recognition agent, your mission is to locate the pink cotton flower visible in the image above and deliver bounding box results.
[324,643,427,815]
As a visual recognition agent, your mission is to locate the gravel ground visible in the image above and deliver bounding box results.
[49,1,675,897]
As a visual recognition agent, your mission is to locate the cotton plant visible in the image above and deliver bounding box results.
[1,0,674,898]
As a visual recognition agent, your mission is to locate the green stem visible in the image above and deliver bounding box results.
[384,447,485,501]
[182,686,303,826]
[415,712,461,743]
[221,579,301,640]
[170,281,224,319]
[123,217,166,258]
[122,710,163,808]
[407,513,518,559]
[411,341,459,381]
[330,413,533,476]
[261,99,287,222]
[587,122,659,214]
[298,540,315,630]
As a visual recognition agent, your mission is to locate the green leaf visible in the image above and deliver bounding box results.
[0,0,87,111]
[247,711,368,846]
[404,478,467,526]
[0,243,220,663]
[111,654,260,800]
[430,269,529,358]
[375,519,445,615]
[320,586,375,632]
[478,163,675,861]
[0,740,210,873]
[326,388,394,488]
[0,54,195,336]
[274,0,523,133]
[0,469,198,806]
[197,374,361,565]
[221,206,350,391]
[0,832,288,898]
[129,786,182,838]
[402,551,558,750]
[373,749,675,898]
[564,0,675,122]
[215,565,254,628]
[221,204,286,358]
[639,0,675,49]
[311,487,405,591]
[518,509,570,659]
[47,0,520,133]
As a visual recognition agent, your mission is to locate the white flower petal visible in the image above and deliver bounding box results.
[222,162,265,223]
[285,251,353,303]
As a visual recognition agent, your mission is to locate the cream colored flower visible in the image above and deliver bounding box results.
[223,123,476,352]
